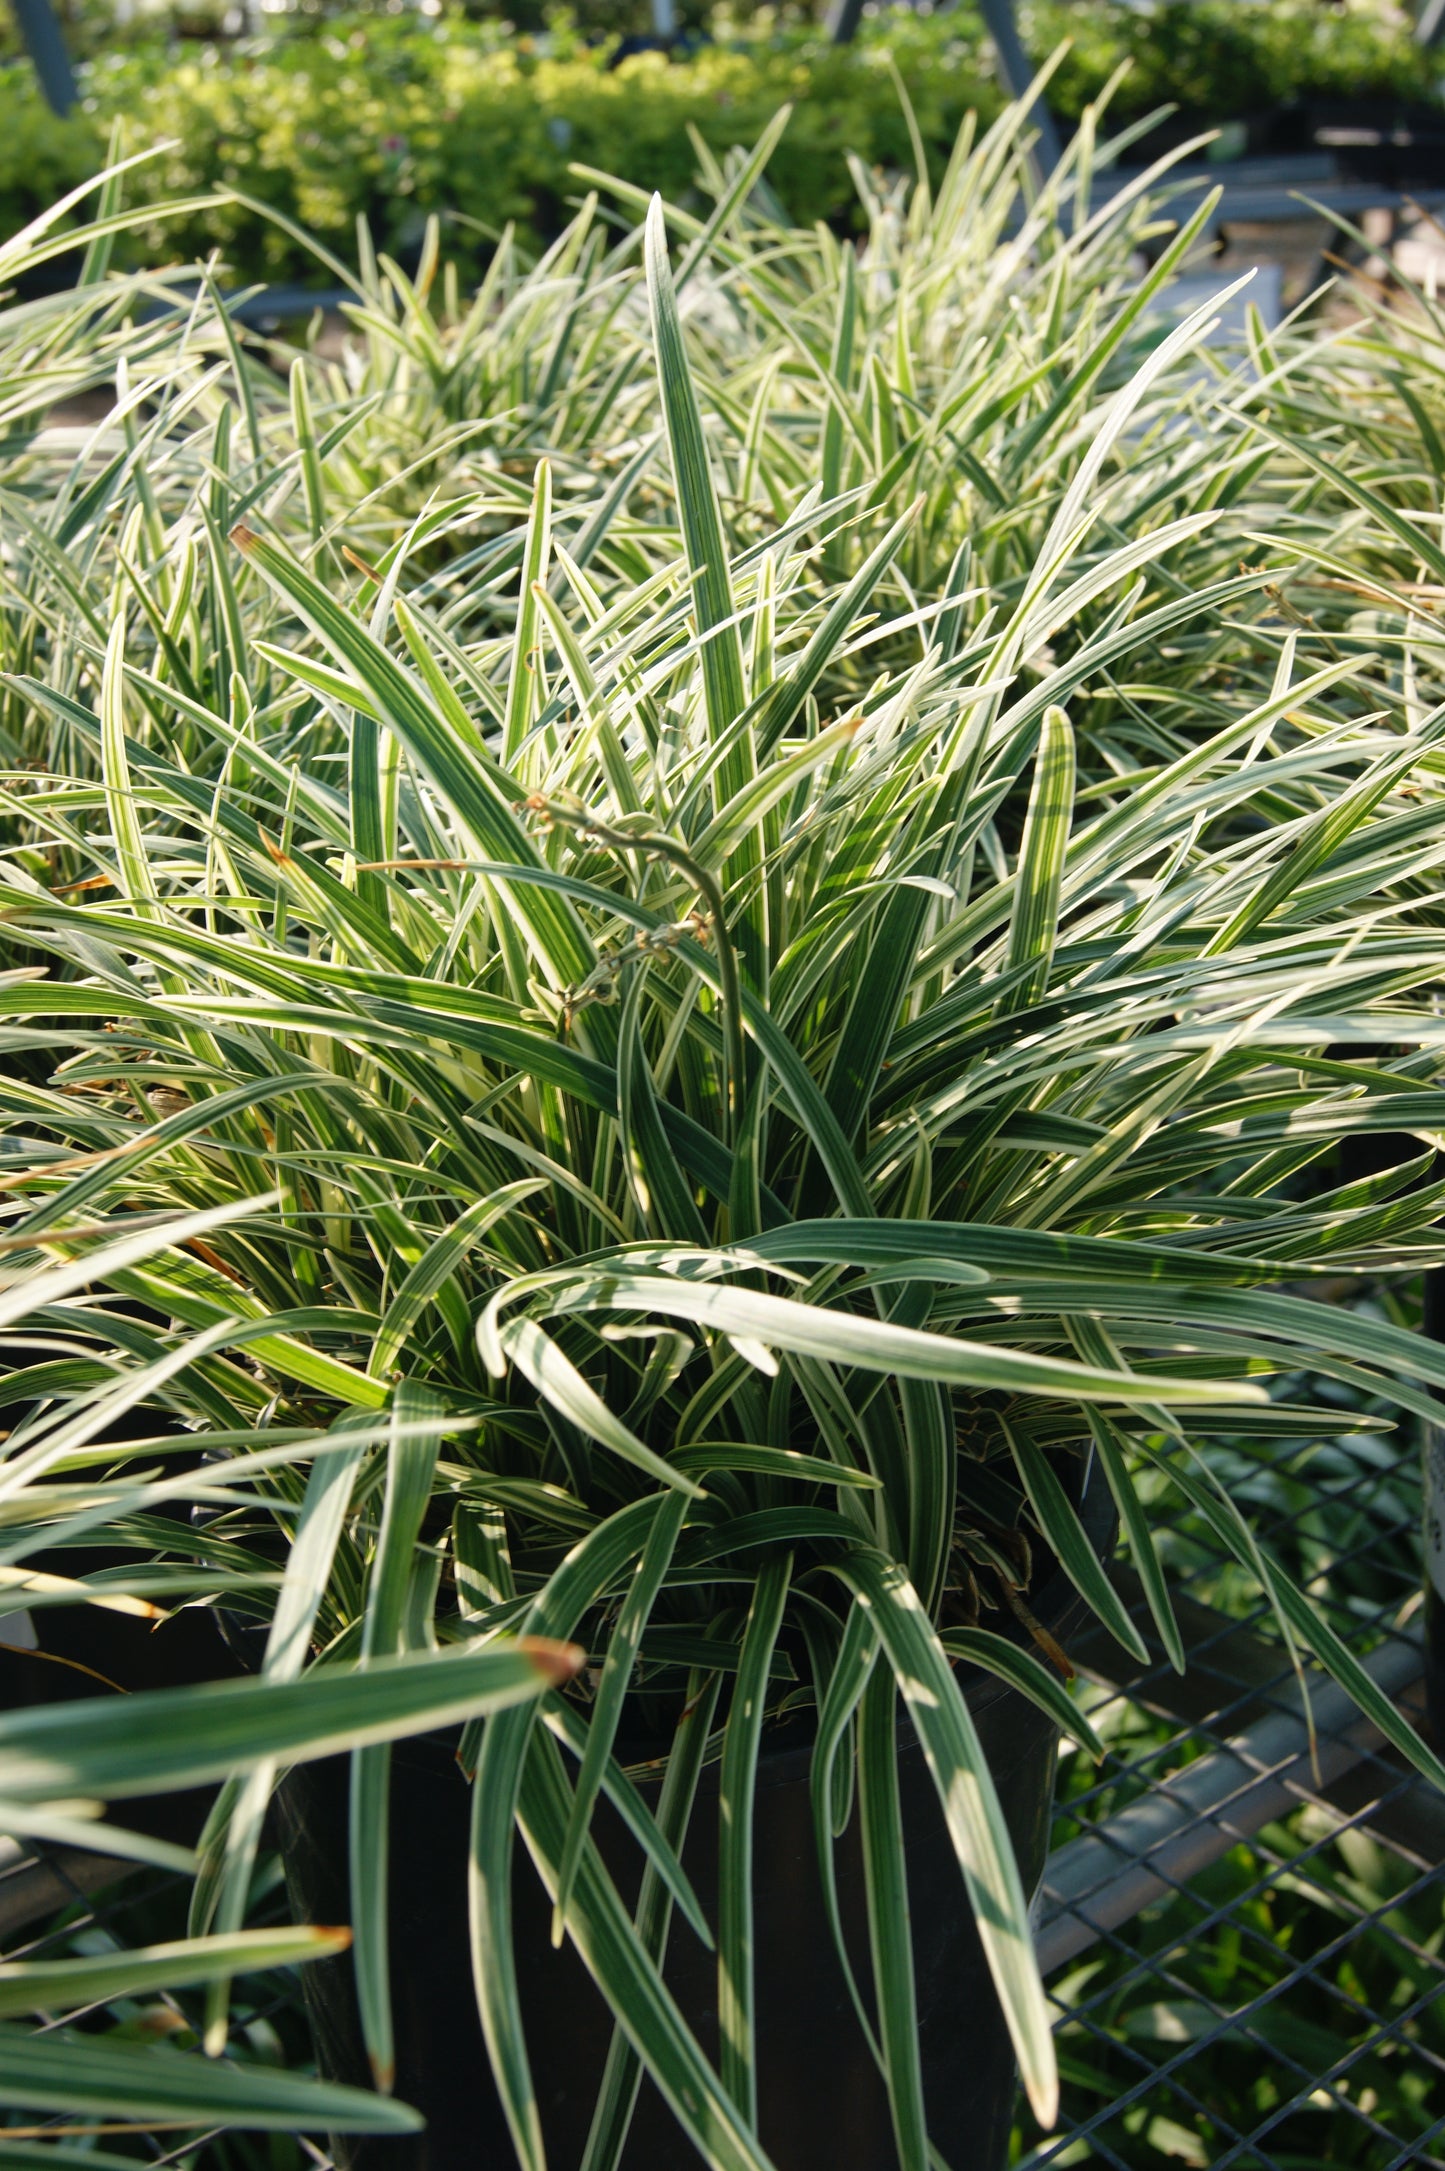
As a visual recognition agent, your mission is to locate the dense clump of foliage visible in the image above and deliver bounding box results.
[0,0,1437,283]
[3,92,1445,2166]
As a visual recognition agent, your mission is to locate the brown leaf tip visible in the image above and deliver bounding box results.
[230,523,258,552]
[342,544,385,584]
[520,1635,587,1685]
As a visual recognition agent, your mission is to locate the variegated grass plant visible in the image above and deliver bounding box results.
[1,82,1364,801]
[3,95,1445,2171]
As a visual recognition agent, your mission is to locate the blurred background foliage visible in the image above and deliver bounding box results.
[0,0,1439,283]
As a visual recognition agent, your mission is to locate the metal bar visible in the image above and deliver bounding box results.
[0,1840,126,1941]
[976,0,1061,174]
[1034,1629,1425,1976]
[1027,1834,1445,2169]
[11,0,76,116]
[828,0,1063,177]
[1003,151,1445,242]
[824,0,867,46]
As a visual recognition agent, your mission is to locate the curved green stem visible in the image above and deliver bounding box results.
[526,798,747,1148]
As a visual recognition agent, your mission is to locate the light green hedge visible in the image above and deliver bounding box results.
[86,17,1005,274]
[1,1,1437,285]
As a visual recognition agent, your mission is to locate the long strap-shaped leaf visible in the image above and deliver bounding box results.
[495,1316,703,1496]
[0,1315,246,1509]
[900,1367,955,1620]
[579,1671,723,2171]
[0,2139,173,2169]
[543,1700,713,1952]
[718,1550,792,2127]
[737,1217,1293,1284]
[1205,707,1445,955]
[642,192,768,990]
[23,841,832,1224]
[68,937,743,1212]
[470,1496,679,2171]
[0,1927,349,2023]
[830,1550,1058,2129]
[505,1270,1264,1407]
[0,1193,277,1342]
[746,502,918,762]
[618,965,708,1245]
[1076,1406,1180,1676]
[288,355,325,540]
[197,1418,370,2047]
[1238,402,1445,586]
[532,580,643,816]
[99,1253,389,1414]
[1070,1321,1185,1675]
[999,1417,1149,1666]
[552,1485,693,1941]
[938,1631,1105,1757]
[503,459,552,766]
[1139,1442,1445,1797]
[807,1602,882,2060]
[857,1671,927,2171]
[9,1067,321,1245]
[822,862,939,1153]
[100,611,162,926]
[1001,703,1074,1015]
[0,1640,576,1803]
[0,2023,423,2134]
[996,1279,1445,1427]
[673,106,793,292]
[519,1727,779,2171]
[350,1384,443,2091]
[820,237,857,519]
[644,197,747,780]
[231,525,594,990]
[370,1181,541,1380]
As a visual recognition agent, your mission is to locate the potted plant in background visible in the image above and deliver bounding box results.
[5,99,1445,2171]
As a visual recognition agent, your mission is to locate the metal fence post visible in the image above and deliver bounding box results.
[828,0,1062,176]
[976,0,1062,172]
[12,0,77,115]
[826,0,867,45]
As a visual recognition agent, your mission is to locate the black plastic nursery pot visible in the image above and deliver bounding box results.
[277,1460,1114,2171]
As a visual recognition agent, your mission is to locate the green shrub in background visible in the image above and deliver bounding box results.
[3,13,1003,277]
[0,78,103,228]
[104,18,1003,273]
[0,0,1437,284]
[1039,0,1438,125]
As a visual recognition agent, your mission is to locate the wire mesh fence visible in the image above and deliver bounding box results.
[1015,1410,1445,2170]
